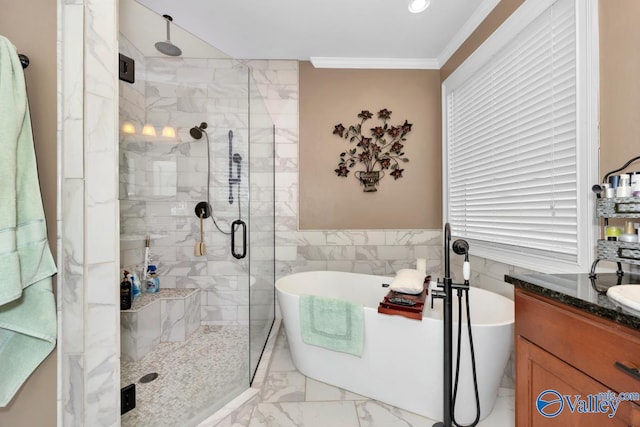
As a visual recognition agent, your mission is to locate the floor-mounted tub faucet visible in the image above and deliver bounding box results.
[431,223,479,427]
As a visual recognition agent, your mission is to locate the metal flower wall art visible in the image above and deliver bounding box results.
[333,109,413,192]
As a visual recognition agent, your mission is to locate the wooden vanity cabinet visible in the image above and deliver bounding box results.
[515,288,640,426]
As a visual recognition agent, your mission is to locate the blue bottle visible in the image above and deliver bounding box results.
[145,265,160,293]
[128,271,141,300]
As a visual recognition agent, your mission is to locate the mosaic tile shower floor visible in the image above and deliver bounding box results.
[121,325,249,427]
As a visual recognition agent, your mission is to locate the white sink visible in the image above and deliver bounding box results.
[606,285,640,317]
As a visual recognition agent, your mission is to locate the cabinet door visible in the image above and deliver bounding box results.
[517,336,640,426]
[515,290,640,395]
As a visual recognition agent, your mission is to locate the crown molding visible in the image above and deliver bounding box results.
[311,0,502,71]
[309,57,439,70]
[437,0,501,67]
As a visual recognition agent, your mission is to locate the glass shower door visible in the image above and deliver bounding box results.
[118,48,276,425]
[248,73,276,381]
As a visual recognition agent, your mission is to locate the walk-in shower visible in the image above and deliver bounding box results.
[118,6,275,425]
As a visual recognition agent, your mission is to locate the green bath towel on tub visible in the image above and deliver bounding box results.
[299,295,364,357]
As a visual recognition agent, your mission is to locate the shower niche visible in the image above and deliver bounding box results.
[118,4,276,425]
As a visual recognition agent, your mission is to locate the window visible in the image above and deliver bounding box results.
[443,0,599,273]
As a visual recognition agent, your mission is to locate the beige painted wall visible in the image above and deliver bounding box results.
[0,0,57,425]
[599,0,640,177]
[440,0,525,81]
[300,0,638,228]
[299,62,442,229]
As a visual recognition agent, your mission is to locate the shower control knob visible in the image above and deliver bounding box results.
[194,201,211,219]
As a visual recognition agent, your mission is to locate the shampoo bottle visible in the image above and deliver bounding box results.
[120,273,132,310]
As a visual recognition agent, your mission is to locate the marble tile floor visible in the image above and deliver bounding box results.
[211,327,515,427]
[121,325,250,427]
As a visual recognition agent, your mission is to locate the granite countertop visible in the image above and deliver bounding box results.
[505,272,640,330]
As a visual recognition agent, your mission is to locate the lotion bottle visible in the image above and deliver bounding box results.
[619,221,638,243]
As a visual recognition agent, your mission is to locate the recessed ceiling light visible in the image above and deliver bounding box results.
[408,0,430,14]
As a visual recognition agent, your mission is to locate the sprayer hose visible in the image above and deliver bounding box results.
[452,289,481,427]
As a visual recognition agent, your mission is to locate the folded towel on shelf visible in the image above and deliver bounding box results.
[299,295,364,357]
[0,35,57,407]
[389,269,427,295]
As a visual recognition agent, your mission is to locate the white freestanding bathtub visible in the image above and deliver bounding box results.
[276,270,514,423]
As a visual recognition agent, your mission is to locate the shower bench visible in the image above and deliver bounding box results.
[120,288,201,362]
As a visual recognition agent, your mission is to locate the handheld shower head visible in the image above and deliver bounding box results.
[190,122,208,140]
[452,239,471,281]
[452,239,469,261]
[190,127,202,140]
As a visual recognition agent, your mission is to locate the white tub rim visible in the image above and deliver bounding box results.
[276,270,514,328]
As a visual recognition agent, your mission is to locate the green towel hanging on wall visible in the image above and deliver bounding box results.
[0,35,57,407]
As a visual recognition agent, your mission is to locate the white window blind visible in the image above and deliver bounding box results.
[446,0,578,260]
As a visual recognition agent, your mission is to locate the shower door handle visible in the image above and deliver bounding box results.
[231,219,247,259]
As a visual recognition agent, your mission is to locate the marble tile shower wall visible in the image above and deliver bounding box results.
[59,0,120,424]
[118,37,146,136]
[118,45,261,325]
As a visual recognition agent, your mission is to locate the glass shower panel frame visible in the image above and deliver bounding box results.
[248,71,276,381]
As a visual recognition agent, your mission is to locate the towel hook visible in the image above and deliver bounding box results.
[18,53,29,69]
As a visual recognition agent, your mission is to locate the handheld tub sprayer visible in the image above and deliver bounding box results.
[432,223,480,427]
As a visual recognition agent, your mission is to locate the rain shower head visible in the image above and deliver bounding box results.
[155,15,182,57]
[190,122,208,140]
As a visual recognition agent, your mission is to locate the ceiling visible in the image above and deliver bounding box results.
[133,0,500,68]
